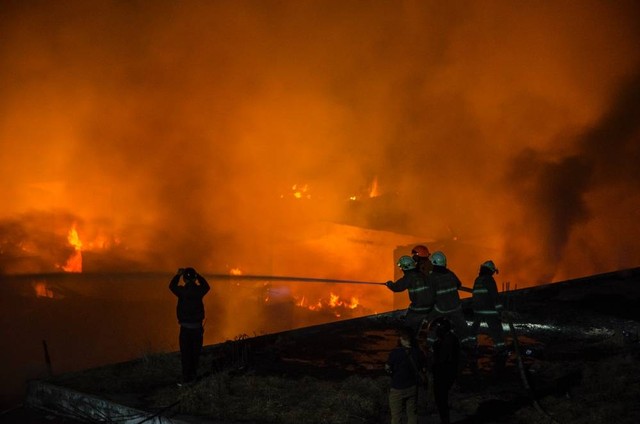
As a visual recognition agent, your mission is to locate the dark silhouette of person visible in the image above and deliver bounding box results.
[471,260,507,355]
[386,255,436,339]
[430,317,460,424]
[427,251,474,349]
[169,267,210,384]
[386,326,428,424]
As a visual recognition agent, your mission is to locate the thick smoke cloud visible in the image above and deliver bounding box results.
[506,74,640,283]
[1,0,639,286]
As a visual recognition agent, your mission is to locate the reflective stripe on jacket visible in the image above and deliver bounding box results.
[387,269,436,313]
[429,266,463,314]
[472,273,502,314]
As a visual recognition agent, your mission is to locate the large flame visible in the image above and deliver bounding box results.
[60,224,82,273]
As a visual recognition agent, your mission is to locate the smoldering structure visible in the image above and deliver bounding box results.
[1,1,639,291]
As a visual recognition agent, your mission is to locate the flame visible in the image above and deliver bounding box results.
[291,184,311,200]
[328,292,359,309]
[368,176,380,198]
[348,176,381,201]
[295,292,359,316]
[229,267,243,275]
[61,224,82,273]
[33,281,54,298]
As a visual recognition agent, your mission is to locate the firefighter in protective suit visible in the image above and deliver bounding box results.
[386,256,436,339]
[471,260,506,353]
[426,251,475,348]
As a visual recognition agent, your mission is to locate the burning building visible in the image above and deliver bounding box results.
[1,0,639,288]
[1,0,640,409]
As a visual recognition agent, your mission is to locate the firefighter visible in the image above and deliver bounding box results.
[426,251,475,348]
[386,256,437,339]
[411,244,433,275]
[385,326,428,424]
[169,267,210,385]
[471,260,507,354]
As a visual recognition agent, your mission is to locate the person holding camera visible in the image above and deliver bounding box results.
[169,267,210,385]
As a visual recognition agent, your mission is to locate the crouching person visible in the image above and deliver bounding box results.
[386,327,428,424]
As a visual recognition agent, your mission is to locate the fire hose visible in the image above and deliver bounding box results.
[206,274,476,290]
[504,312,560,424]
[203,273,387,286]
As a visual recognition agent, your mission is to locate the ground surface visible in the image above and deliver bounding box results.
[25,268,640,423]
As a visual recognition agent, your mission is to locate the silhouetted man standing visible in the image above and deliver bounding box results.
[169,267,210,385]
[431,317,460,424]
[386,326,428,424]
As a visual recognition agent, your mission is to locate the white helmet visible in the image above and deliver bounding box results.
[430,251,447,267]
[397,255,417,271]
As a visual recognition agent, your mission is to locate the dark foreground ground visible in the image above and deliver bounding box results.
[14,267,640,424]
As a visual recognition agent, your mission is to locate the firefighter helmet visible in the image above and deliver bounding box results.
[481,260,499,274]
[430,251,447,267]
[411,245,430,258]
[397,255,417,271]
[183,267,197,281]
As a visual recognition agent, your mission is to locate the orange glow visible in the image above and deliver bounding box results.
[368,176,380,198]
[33,281,54,298]
[61,224,82,273]
[84,234,116,250]
[295,292,359,316]
[291,184,311,200]
[0,1,638,336]
[329,292,359,309]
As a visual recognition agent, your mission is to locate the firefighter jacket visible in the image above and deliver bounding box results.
[387,268,436,314]
[429,265,463,314]
[472,270,502,317]
[169,274,210,325]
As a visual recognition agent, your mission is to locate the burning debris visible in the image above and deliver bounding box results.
[0,212,80,275]
[295,292,360,318]
[32,281,54,299]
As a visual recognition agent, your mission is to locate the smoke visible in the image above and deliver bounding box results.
[0,211,76,274]
[1,1,640,286]
[505,74,640,283]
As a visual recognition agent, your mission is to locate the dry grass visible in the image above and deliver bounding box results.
[513,351,640,424]
[149,372,389,424]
